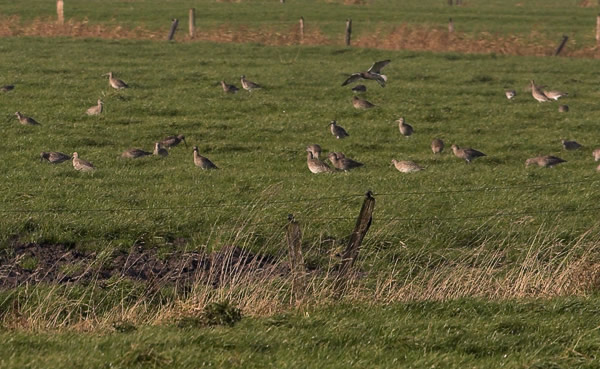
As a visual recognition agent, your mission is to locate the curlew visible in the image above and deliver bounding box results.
[40,151,70,164]
[341,60,390,87]
[397,117,413,138]
[328,152,363,171]
[240,75,261,91]
[105,72,128,90]
[328,120,349,139]
[505,90,516,100]
[159,134,187,148]
[451,144,486,163]
[562,140,582,151]
[352,85,367,92]
[220,80,239,94]
[431,138,444,154]
[306,144,322,159]
[193,146,218,169]
[525,155,566,168]
[593,148,600,161]
[306,149,332,173]
[1,85,14,92]
[86,99,103,116]
[391,159,423,173]
[153,142,168,157]
[352,96,375,109]
[72,152,95,172]
[15,112,40,126]
[530,80,550,103]
[543,89,568,101]
[121,148,152,159]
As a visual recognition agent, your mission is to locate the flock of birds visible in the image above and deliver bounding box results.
[6,60,600,174]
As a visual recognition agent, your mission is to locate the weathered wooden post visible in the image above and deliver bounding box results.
[554,35,569,56]
[189,8,196,38]
[596,14,600,48]
[57,0,64,24]
[448,18,454,33]
[299,16,305,42]
[167,18,179,41]
[448,0,453,5]
[456,0,462,5]
[336,191,375,294]
[345,18,352,47]
[286,214,305,302]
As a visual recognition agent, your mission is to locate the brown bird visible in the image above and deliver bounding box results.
[328,152,363,171]
[105,72,128,90]
[160,134,187,148]
[352,96,375,109]
[391,159,423,173]
[397,117,413,138]
[505,90,516,100]
[40,151,70,164]
[15,112,40,126]
[86,99,103,116]
[562,140,582,151]
[193,146,218,169]
[153,142,168,157]
[543,89,568,101]
[240,75,261,91]
[306,149,332,173]
[72,152,95,172]
[306,144,322,159]
[342,60,390,87]
[451,144,486,163]
[593,148,600,161]
[431,138,444,154]
[121,148,152,159]
[329,120,349,139]
[220,80,239,94]
[530,80,550,103]
[525,155,566,168]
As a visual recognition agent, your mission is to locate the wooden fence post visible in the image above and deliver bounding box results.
[336,191,375,293]
[189,8,195,38]
[456,0,462,5]
[448,0,453,5]
[167,18,179,41]
[596,14,600,48]
[554,35,569,56]
[57,0,64,24]
[345,18,352,47]
[299,16,305,42]
[448,18,454,33]
[286,214,305,302]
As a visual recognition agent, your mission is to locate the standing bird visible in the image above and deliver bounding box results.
[352,96,375,109]
[15,112,40,126]
[306,149,332,174]
[86,99,103,116]
[391,159,423,173]
[105,72,128,90]
[328,152,363,171]
[153,142,168,157]
[505,90,516,100]
[530,80,550,103]
[220,80,239,94]
[121,148,152,159]
[193,147,218,169]
[306,144,322,159]
[525,155,566,168]
[543,89,568,101]
[431,138,444,154]
[562,140,582,151]
[328,120,349,139]
[40,151,70,164]
[451,144,486,163]
[397,117,413,138]
[341,60,390,87]
[593,148,600,161]
[159,134,187,148]
[240,75,261,91]
[72,152,95,172]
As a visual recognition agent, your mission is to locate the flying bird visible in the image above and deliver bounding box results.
[342,60,390,87]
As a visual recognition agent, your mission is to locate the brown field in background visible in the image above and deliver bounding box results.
[1,15,600,58]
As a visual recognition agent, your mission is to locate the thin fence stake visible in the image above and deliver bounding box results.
[167,18,179,41]
[57,0,64,24]
[345,18,352,47]
[299,16,305,42]
[596,14,600,48]
[448,0,453,5]
[448,18,454,33]
[286,214,305,302]
[554,35,569,56]
[189,8,195,38]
